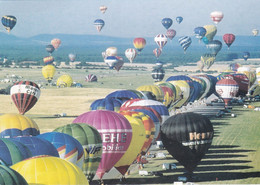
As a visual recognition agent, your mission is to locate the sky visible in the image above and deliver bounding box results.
[0,0,259,38]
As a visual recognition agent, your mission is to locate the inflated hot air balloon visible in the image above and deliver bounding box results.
[0,138,32,166]
[210,11,224,24]
[72,110,132,181]
[161,112,214,174]
[125,48,137,63]
[11,136,59,157]
[223,33,235,49]
[54,123,102,182]
[225,74,249,96]
[242,52,250,61]
[237,66,256,88]
[194,27,207,42]
[216,78,239,107]
[155,60,163,69]
[161,18,173,30]
[206,40,222,55]
[201,53,216,69]
[133,38,146,52]
[136,85,164,102]
[154,34,168,49]
[106,90,145,102]
[0,113,39,138]
[178,36,192,53]
[42,64,56,83]
[68,53,76,62]
[151,68,165,82]
[104,56,119,69]
[94,19,105,32]
[10,81,41,115]
[115,112,146,176]
[56,74,73,87]
[90,97,123,112]
[106,47,117,56]
[46,44,55,55]
[1,15,16,33]
[85,74,98,82]
[0,165,28,185]
[229,63,242,72]
[37,132,84,168]
[166,29,176,40]
[43,56,54,65]
[51,38,61,49]
[153,48,162,58]
[203,25,217,43]
[11,156,89,185]
[100,5,107,14]
[176,16,183,24]
[114,56,124,72]
[252,29,259,36]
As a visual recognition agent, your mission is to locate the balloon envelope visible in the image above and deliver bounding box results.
[1,15,16,32]
[133,38,146,52]
[154,34,168,49]
[0,164,28,185]
[223,33,235,48]
[42,65,56,83]
[166,29,176,40]
[176,16,183,24]
[94,19,105,32]
[178,36,192,52]
[125,48,137,63]
[56,74,73,87]
[51,38,61,49]
[210,11,224,24]
[161,18,173,29]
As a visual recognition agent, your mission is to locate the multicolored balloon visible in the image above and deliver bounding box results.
[125,48,137,63]
[154,34,168,49]
[223,33,235,49]
[194,27,207,41]
[51,38,61,49]
[133,38,146,52]
[94,19,105,32]
[210,11,224,24]
[203,25,217,42]
[153,48,162,58]
[43,56,54,65]
[201,53,216,69]
[10,81,41,115]
[166,29,176,40]
[1,15,17,33]
[85,74,97,82]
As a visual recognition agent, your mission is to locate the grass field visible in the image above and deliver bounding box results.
[0,66,260,184]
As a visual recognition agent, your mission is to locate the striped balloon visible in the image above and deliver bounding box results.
[43,56,54,65]
[85,74,97,82]
[1,15,16,33]
[154,34,168,49]
[10,81,41,115]
[178,36,192,53]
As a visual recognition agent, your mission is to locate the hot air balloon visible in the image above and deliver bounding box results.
[115,112,146,176]
[42,64,56,83]
[210,11,224,24]
[166,29,176,40]
[106,90,145,102]
[194,27,207,42]
[54,123,102,182]
[100,5,107,14]
[229,63,242,72]
[224,74,249,96]
[215,78,239,107]
[237,66,256,88]
[10,81,41,115]
[85,74,98,82]
[201,53,216,69]
[154,34,168,49]
[223,33,235,49]
[136,85,164,103]
[161,18,173,29]
[155,60,163,69]
[178,36,192,53]
[106,47,117,56]
[114,56,124,72]
[56,74,73,87]
[11,156,89,185]
[0,113,39,138]
[125,48,137,63]
[51,38,61,49]
[176,16,183,24]
[242,52,250,61]
[72,110,132,181]
[0,138,32,166]
[43,56,54,65]
[90,97,123,112]
[252,29,259,36]
[37,132,84,168]
[153,48,162,58]
[1,15,16,33]
[206,40,222,55]
[104,56,119,69]
[0,165,28,185]
[161,112,214,175]
[68,53,76,62]
[151,68,165,82]
[11,136,59,157]
[133,38,146,52]
[94,19,105,32]
[203,25,217,42]
[46,44,55,55]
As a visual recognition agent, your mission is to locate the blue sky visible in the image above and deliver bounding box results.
[0,0,259,38]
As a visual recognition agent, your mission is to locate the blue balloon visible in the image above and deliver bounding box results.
[242,52,250,61]
[90,97,123,111]
[194,27,207,40]
[206,40,222,56]
[202,36,209,44]
[176,16,183,24]
[178,36,192,52]
[161,18,173,30]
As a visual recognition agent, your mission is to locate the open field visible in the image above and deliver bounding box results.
[0,65,260,184]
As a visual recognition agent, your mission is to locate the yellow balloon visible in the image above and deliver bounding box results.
[136,85,164,102]
[42,65,56,83]
[57,74,73,87]
[257,71,260,84]
[168,80,190,108]
[114,113,146,175]
[11,156,89,185]
[203,25,217,41]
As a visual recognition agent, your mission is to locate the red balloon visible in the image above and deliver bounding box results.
[223,33,235,48]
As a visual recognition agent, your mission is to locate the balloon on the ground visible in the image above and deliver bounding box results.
[51,38,61,49]
[94,19,105,32]
[106,90,144,102]
[161,112,214,173]
[85,74,98,82]
[90,97,123,112]
[72,110,132,180]
[56,74,73,87]
[151,68,165,82]
[0,113,39,138]
[42,65,56,83]
[54,123,102,182]
[161,18,173,29]
[223,33,235,49]
[166,29,176,40]
[1,15,16,33]
[11,156,89,185]
[154,34,168,49]
[210,11,224,24]
[176,16,183,24]
[125,48,137,63]
[229,63,242,72]
[178,36,192,53]
[136,85,164,102]
[0,164,28,185]
[10,81,41,115]
[133,38,146,52]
